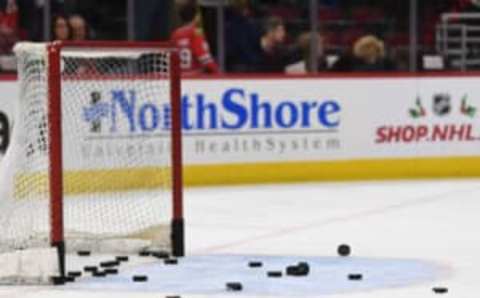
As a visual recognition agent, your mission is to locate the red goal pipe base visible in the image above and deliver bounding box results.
[53,241,66,281]
[172,218,185,257]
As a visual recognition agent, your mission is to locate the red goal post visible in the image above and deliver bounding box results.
[46,41,184,277]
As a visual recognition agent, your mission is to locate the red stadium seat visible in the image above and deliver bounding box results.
[351,7,385,23]
[318,8,342,22]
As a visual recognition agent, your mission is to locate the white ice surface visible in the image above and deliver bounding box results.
[1,179,479,297]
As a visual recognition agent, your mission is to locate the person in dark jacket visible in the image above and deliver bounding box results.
[331,35,396,72]
[255,16,303,72]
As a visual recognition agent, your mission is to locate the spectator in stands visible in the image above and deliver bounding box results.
[254,16,303,72]
[286,32,327,73]
[65,15,95,75]
[68,14,89,41]
[331,35,396,71]
[0,0,18,54]
[52,15,70,41]
[171,2,219,74]
[225,0,262,72]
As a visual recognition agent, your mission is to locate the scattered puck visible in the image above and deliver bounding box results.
[152,251,170,259]
[100,260,120,268]
[84,266,98,273]
[116,256,129,262]
[51,276,65,285]
[132,275,148,282]
[92,271,107,277]
[226,282,243,291]
[433,287,448,294]
[64,276,75,283]
[68,271,82,278]
[348,273,363,281]
[165,296,181,298]
[338,244,351,257]
[286,265,299,276]
[105,268,119,275]
[139,251,151,257]
[286,263,309,276]
[164,258,178,265]
[77,250,91,257]
[248,261,262,268]
[297,262,310,275]
[267,271,282,278]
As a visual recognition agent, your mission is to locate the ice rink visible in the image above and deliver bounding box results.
[1,179,479,297]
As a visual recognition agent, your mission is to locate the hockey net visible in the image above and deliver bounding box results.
[0,42,183,283]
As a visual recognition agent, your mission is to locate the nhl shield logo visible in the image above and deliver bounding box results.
[433,93,451,116]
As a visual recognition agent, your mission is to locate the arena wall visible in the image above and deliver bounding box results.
[1,74,480,188]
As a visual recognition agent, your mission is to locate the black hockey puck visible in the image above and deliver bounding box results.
[152,251,170,259]
[165,296,181,298]
[286,265,299,276]
[84,266,98,273]
[64,276,75,283]
[286,262,310,276]
[51,276,65,285]
[105,268,119,275]
[267,271,282,277]
[92,271,107,277]
[433,287,448,294]
[226,282,243,291]
[116,256,129,262]
[297,262,310,275]
[248,261,263,268]
[132,275,148,282]
[67,271,82,278]
[100,260,120,268]
[164,258,178,265]
[139,251,151,257]
[348,273,363,280]
[77,250,91,256]
[338,244,351,257]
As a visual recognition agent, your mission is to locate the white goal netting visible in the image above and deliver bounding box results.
[0,42,178,277]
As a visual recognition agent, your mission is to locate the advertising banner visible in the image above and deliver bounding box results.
[0,81,15,158]
[1,76,480,184]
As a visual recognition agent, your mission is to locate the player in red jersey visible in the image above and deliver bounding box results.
[171,4,219,75]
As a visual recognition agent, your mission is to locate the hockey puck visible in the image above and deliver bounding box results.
[297,262,310,275]
[164,258,178,265]
[286,264,309,276]
[84,266,98,273]
[433,287,448,294]
[92,271,107,277]
[51,276,65,285]
[105,268,119,275]
[338,244,351,257]
[64,276,75,283]
[132,275,148,282]
[67,271,82,278]
[267,271,282,277]
[152,251,170,259]
[248,261,263,268]
[165,296,181,298]
[100,260,120,268]
[116,256,129,262]
[139,251,151,257]
[286,265,299,276]
[348,273,363,281]
[77,250,91,257]
[226,282,243,291]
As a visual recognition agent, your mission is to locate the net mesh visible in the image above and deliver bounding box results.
[0,42,175,254]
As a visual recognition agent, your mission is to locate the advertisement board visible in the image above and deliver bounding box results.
[1,75,480,185]
[0,81,15,158]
